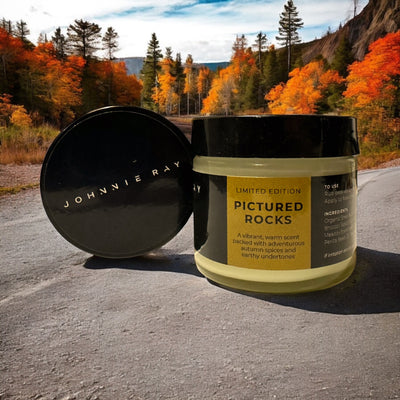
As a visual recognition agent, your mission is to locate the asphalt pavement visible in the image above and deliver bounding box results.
[0,167,399,399]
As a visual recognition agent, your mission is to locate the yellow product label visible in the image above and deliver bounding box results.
[227,177,311,270]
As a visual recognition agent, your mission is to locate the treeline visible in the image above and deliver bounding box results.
[1,13,400,151]
[0,18,141,127]
[142,30,400,150]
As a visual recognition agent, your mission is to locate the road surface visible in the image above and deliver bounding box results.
[1,167,399,399]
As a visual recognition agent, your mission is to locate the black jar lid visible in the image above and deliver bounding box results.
[192,115,359,158]
[41,106,193,259]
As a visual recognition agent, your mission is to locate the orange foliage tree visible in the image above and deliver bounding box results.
[197,66,212,110]
[20,42,85,125]
[88,60,142,109]
[343,31,400,147]
[0,26,143,126]
[265,60,344,114]
[0,94,30,127]
[0,27,25,94]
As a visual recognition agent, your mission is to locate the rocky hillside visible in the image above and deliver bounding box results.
[302,0,400,63]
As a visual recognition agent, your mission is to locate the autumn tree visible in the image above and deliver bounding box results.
[343,31,400,148]
[102,27,119,60]
[67,19,102,60]
[152,52,179,115]
[19,42,85,125]
[0,27,25,94]
[197,66,212,111]
[141,33,163,110]
[276,0,303,75]
[265,60,343,114]
[201,65,237,115]
[230,34,257,110]
[88,60,141,108]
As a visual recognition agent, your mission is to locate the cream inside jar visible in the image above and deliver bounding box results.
[192,115,359,294]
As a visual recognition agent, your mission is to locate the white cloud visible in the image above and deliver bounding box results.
[3,0,368,62]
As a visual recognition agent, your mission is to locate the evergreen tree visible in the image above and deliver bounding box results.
[172,52,185,115]
[15,20,29,41]
[141,33,163,110]
[253,32,267,74]
[102,27,119,60]
[165,47,173,61]
[264,46,282,92]
[51,27,67,59]
[244,65,262,109]
[276,0,303,76]
[15,20,33,48]
[67,19,102,60]
[331,35,354,77]
[1,18,13,35]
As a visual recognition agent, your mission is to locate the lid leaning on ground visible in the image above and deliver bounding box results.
[41,106,193,259]
[192,115,359,158]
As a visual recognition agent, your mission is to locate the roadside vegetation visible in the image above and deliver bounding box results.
[1,1,399,169]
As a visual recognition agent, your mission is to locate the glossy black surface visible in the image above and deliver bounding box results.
[41,106,193,258]
[192,115,359,158]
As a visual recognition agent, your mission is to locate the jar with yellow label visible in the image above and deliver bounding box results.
[192,115,359,293]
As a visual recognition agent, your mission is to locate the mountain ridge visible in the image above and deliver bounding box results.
[117,0,400,76]
[302,0,400,63]
[115,57,229,76]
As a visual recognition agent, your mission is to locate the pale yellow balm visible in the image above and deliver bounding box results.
[192,115,359,293]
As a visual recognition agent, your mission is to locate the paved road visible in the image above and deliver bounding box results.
[1,167,399,399]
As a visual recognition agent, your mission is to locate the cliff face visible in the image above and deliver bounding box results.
[302,0,400,63]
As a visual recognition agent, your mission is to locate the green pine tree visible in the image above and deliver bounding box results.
[102,27,119,60]
[67,19,102,60]
[264,46,282,92]
[51,27,67,60]
[331,35,354,77]
[140,33,163,110]
[276,0,303,76]
[253,32,268,74]
[243,66,262,109]
[172,52,185,115]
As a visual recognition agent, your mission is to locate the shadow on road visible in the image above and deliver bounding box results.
[84,247,399,314]
[231,247,400,315]
[84,252,202,277]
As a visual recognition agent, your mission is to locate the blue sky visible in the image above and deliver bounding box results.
[4,0,368,62]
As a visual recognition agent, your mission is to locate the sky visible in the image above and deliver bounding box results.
[3,0,369,63]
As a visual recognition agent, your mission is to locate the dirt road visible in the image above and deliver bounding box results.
[1,167,399,399]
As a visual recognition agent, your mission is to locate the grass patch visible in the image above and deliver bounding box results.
[0,183,40,196]
[0,125,59,164]
[358,146,400,170]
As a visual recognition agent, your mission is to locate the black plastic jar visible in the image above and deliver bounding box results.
[192,115,359,293]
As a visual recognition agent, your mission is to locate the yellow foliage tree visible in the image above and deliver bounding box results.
[201,65,237,115]
[10,106,32,127]
[152,58,178,115]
